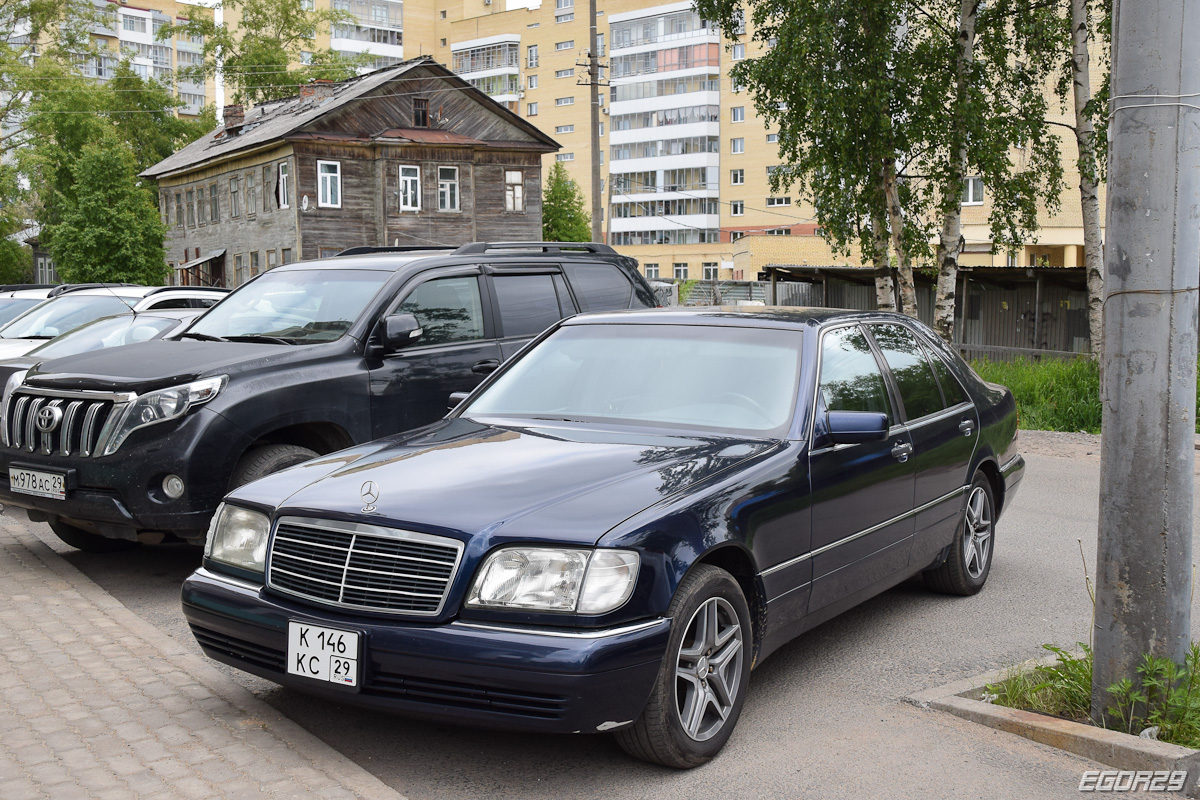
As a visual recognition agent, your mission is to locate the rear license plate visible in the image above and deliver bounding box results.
[9,466,67,500]
[287,621,360,688]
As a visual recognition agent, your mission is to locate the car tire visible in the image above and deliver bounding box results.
[615,564,752,769]
[230,444,319,489]
[48,520,138,553]
[923,472,995,595]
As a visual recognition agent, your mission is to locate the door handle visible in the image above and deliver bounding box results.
[959,419,975,437]
[891,442,913,463]
[471,359,501,374]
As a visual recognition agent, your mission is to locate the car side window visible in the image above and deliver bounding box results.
[923,344,968,407]
[146,297,192,310]
[491,274,566,338]
[819,325,892,419]
[396,276,485,345]
[563,263,633,311]
[868,323,943,420]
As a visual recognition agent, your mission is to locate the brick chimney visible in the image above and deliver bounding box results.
[299,80,338,102]
[222,104,245,129]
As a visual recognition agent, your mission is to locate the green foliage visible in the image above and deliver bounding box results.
[970,356,1102,433]
[676,279,699,305]
[161,0,367,105]
[43,135,168,285]
[0,164,33,283]
[105,62,215,174]
[541,162,591,242]
[988,644,1093,720]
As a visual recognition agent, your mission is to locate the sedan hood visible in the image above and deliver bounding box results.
[24,339,335,394]
[0,339,39,361]
[234,417,779,546]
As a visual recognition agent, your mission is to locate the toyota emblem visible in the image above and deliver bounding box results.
[35,405,63,434]
[360,480,380,512]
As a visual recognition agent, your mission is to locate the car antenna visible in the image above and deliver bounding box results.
[97,282,138,313]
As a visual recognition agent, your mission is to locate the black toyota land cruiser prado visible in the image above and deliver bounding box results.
[0,242,657,551]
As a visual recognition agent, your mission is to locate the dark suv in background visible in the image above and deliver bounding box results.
[0,242,657,551]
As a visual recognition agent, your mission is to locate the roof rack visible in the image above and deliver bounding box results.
[48,282,140,297]
[0,284,57,292]
[144,285,228,295]
[335,246,455,257]
[452,242,617,256]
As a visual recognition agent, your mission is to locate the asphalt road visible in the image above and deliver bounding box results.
[10,429,1199,799]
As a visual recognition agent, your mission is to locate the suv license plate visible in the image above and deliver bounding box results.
[287,621,360,688]
[9,467,67,500]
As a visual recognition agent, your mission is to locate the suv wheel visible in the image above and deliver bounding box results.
[231,444,319,488]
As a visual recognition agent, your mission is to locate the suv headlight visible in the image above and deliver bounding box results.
[466,547,639,614]
[205,503,270,572]
[102,375,226,455]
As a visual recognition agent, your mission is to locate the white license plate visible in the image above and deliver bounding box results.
[287,621,360,687]
[9,467,67,500]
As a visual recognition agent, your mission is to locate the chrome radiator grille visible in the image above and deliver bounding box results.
[267,517,464,615]
[2,389,125,457]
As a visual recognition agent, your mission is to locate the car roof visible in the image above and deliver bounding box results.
[558,305,922,330]
[3,288,58,299]
[269,244,641,275]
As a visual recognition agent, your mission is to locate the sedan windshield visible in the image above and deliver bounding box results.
[187,269,390,344]
[466,324,803,435]
[0,296,138,340]
[0,298,43,327]
[28,314,179,359]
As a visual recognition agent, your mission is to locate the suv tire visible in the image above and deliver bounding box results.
[231,444,319,489]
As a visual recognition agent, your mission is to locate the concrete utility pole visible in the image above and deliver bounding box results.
[587,0,603,243]
[1092,0,1200,722]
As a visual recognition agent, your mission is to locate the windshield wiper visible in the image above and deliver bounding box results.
[180,332,226,342]
[224,334,296,345]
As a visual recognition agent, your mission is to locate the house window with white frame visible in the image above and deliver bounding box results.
[962,176,984,205]
[673,263,688,280]
[732,43,745,60]
[555,124,574,134]
[556,68,574,78]
[766,196,791,206]
[278,161,290,209]
[556,40,574,50]
[730,169,744,185]
[767,132,778,143]
[731,138,744,154]
[528,74,538,89]
[505,170,524,212]
[556,96,575,106]
[528,102,538,116]
[438,166,459,211]
[731,106,744,123]
[527,44,539,67]
[702,262,718,281]
[644,263,659,279]
[317,161,341,208]
[556,153,575,161]
[555,0,573,23]
[399,165,421,211]
[730,200,744,216]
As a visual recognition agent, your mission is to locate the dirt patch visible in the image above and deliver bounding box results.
[1018,429,1103,461]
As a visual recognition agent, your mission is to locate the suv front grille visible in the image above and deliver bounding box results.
[267,516,464,616]
[2,389,127,458]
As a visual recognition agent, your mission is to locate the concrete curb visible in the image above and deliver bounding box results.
[19,522,408,800]
[906,662,1200,797]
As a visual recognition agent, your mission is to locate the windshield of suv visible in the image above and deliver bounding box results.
[0,298,43,327]
[0,295,139,340]
[186,269,390,344]
[465,324,803,436]
[28,314,179,358]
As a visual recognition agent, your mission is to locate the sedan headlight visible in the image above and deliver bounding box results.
[466,547,639,614]
[205,503,270,572]
[102,376,226,455]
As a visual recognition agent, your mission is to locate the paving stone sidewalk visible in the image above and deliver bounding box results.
[0,518,406,800]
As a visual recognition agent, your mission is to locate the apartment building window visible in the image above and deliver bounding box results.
[278,162,290,209]
[197,186,206,224]
[185,189,195,227]
[595,33,605,57]
[440,9,447,17]
[702,263,718,281]
[730,169,744,185]
[731,138,744,154]
[527,102,538,116]
[767,132,779,143]
[598,121,604,136]
[528,74,538,89]
[730,201,744,216]
[730,231,745,242]
[246,172,256,215]
[281,248,292,264]
[555,124,574,134]
[555,0,573,23]
[300,0,314,9]
[175,192,183,227]
[441,38,447,46]
[209,182,219,221]
[556,68,574,78]
[556,96,575,106]
[766,227,792,235]
[644,263,659,279]
[438,167,459,211]
[766,196,791,206]
[556,153,575,161]
[399,165,421,210]
[527,44,539,67]
[300,50,313,64]
[673,263,688,280]
[317,160,341,208]
[413,98,429,127]
[963,176,985,205]
[731,43,745,60]
[731,106,744,123]
[229,177,240,217]
[555,40,574,50]
[122,15,146,33]
[505,170,524,212]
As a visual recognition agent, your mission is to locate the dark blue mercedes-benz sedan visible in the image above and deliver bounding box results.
[182,307,1024,768]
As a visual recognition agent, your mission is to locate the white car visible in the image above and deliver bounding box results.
[0,285,227,361]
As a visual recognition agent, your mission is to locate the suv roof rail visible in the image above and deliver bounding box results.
[452,242,618,256]
[143,285,228,296]
[0,283,58,292]
[335,246,455,257]
[48,282,141,297]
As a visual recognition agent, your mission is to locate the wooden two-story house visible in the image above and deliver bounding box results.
[142,56,560,287]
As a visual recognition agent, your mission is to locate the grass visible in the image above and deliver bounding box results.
[970,356,1103,434]
[988,643,1200,747]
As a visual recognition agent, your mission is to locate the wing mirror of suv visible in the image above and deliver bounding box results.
[380,314,424,351]
[448,391,470,410]
[827,411,889,444]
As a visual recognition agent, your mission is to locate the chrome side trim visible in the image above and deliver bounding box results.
[904,402,975,431]
[758,484,969,577]
[1000,454,1023,473]
[195,566,264,592]
[451,618,668,640]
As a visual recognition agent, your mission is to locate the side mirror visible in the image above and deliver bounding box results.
[448,391,470,411]
[827,411,889,444]
[381,313,423,351]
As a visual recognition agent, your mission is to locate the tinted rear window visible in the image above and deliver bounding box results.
[564,263,633,311]
[492,274,564,338]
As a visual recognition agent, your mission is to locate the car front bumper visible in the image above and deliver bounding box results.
[181,567,670,734]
